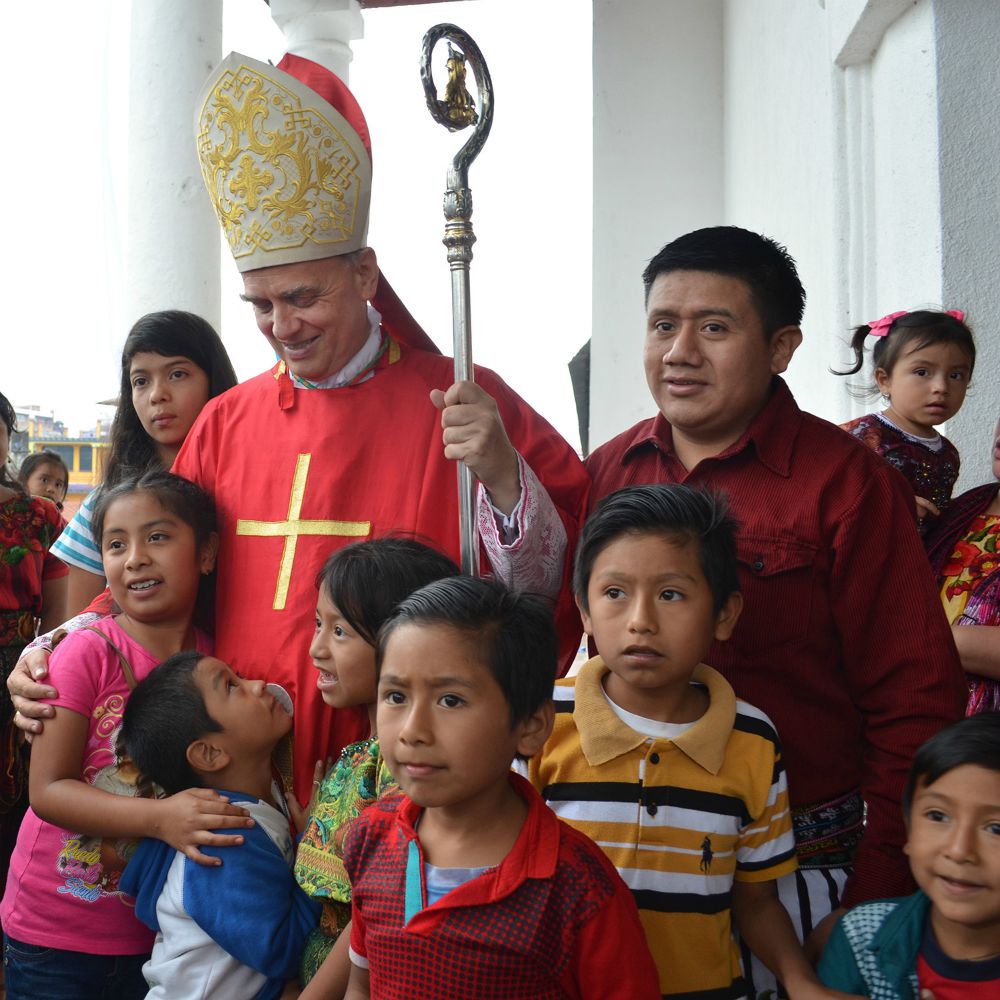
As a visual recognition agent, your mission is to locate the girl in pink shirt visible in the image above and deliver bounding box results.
[1,471,248,1000]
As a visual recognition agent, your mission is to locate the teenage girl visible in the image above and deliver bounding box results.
[837,309,976,528]
[52,311,238,617]
[18,450,70,512]
[294,538,459,997]
[0,471,251,1000]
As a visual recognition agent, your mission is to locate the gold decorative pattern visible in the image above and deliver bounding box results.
[196,53,372,272]
[236,453,371,610]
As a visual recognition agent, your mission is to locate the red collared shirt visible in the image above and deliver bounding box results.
[345,774,660,999]
[586,378,965,907]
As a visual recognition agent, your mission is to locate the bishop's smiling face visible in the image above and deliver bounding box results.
[240,250,380,383]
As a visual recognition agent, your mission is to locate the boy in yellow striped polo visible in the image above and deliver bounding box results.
[526,485,846,1000]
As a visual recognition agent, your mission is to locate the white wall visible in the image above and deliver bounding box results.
[723,0,839,419]
[934,0,1000,487]
[591,0,1000,489]
[590,0,724,452]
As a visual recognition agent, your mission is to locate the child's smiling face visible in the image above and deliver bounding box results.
[905,764,1000,957]
[101,491,216,628]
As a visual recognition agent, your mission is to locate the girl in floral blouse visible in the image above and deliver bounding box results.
[0,391,67,906]
[926,415,1000,714]
[294,538,458,996]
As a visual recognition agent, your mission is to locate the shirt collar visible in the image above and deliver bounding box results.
[395,772,560,895]
[573,657,737,774]
[622,376,802,478]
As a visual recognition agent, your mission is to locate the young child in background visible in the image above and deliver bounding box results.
[18,450,69,512]
[343,575,661,1000]
[819,712,1000,998]
[526,484,845,1000]
[837,309,976,528]
[0,393,67,926]
[0,471,251,1000]
[295,538,459,996]
[119,651,320,1000]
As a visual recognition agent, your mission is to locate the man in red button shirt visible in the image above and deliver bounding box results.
[585,226,965,992]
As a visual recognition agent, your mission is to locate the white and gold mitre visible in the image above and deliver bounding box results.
[195,51,372,272]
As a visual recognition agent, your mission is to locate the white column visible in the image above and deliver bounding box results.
[127,0,223,330]
[590,0,724,453]
[933,0,1000,488]
[269,0,364,81]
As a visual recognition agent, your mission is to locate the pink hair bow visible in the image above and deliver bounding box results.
[866,310,908,337]
[867,308,966,337]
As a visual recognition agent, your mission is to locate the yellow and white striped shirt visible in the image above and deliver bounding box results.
[526,658,798,1000]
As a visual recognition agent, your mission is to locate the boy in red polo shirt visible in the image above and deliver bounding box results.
[342,576,660,1000]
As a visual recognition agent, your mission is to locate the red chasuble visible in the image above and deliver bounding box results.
[174,340,587,802]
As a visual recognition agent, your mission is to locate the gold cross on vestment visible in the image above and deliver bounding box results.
[236,453,371,610]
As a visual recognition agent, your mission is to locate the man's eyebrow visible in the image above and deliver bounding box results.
[649,307,738,320]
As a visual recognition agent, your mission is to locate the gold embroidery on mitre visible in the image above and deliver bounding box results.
[196,54,372,271]
[236,454,371,610]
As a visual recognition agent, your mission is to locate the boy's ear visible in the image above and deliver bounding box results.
[515,699,554,759]
[713,592,743,642]
[187,738,231,775]
[575,594,593,637]
[200,531,220,575]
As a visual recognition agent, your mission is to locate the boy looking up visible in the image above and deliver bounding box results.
[527,484,856,1000]
[342,576,660,1000]
[119,652,320,1000]
[820,713,1000,998]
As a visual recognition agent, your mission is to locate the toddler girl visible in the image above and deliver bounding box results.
[18,450,69,512]
[294,538,458,996]
[838,309,975,527]
[0,471,249,1000]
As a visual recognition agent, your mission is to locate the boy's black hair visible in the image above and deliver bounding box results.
[118,651,222,796]
[642,226,806,336]
[902,713,1000,818]
[573,484,740,614]
[376,575,556,726]
[316,537,460,644]
[19,451,70,500]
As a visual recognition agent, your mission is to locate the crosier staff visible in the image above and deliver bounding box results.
[420,24,494,576]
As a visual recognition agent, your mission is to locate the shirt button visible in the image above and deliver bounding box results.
[752,557,765,572]
[647,804,658,816]
[649,753,660,764]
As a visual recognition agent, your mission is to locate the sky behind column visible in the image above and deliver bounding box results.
[6,0,592,452]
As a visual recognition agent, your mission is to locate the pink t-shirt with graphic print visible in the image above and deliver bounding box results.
[0,615,212,954]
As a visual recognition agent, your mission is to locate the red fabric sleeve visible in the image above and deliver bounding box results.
[564,874,660,1000]
[832,463,965,907]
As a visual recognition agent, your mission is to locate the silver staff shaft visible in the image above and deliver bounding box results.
[421,24,494,576]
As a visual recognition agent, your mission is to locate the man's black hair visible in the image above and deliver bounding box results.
[118,651,222,796]
[376,575,556,726]
[902,713,1000,818]
[573,484,740,614]
[642,226,806,335]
